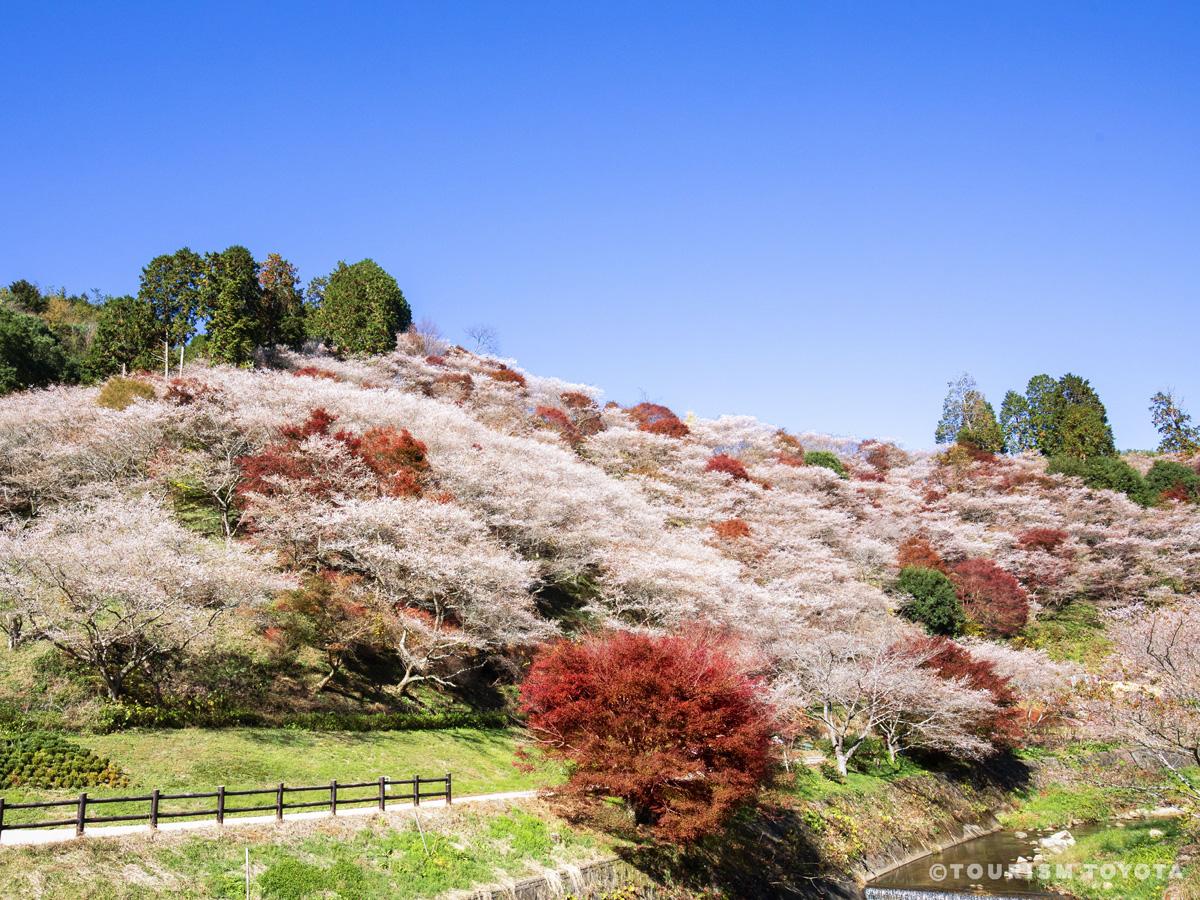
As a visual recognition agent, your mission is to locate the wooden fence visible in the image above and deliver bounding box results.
[0,773,451,838]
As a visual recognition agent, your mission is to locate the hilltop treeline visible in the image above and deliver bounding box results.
[0,250,409,391]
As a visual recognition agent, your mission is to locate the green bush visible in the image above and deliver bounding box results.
[896,566,965,636]
[91,700,263,733]
[91,702,509,734]
[1143,460,1200,504]
[805,450,848,479]
[1047,454,1145,502]
[0,732,127,789]
[96,376,156,410]
[281,709,510,732]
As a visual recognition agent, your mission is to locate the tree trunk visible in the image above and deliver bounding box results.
[4,615,22,650]
[101,669,123,702]
[833,744,849,777]
[313,658,341,694]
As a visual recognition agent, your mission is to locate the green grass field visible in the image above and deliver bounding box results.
[2,727,560,828]
[0,801,608,899]
[1033,819,1188,900]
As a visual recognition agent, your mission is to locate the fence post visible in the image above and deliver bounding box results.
[275,783,284,821]
[445,772,452,805]
[413,774,420,807]
[330,779,337,816]
[150,789,159,830]
[217,785,225,825]
[76,792,87,837]
[378,776,386,811]
[0,795,6,840]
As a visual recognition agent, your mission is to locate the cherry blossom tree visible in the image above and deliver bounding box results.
[0,494,289,700]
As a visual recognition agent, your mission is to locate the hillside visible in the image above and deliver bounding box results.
[2,336,1200,895]
[2,336,1197,729]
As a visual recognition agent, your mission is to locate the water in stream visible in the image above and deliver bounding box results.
[865,824,1108,898]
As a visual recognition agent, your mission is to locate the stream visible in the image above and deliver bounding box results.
[865,824,1109,898]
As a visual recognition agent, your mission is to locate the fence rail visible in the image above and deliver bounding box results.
[0,773,450,837]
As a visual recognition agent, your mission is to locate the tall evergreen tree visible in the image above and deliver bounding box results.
[1014,373,1116,458]
[202,245,262,365]
[85,295,159,379]
[138,248,204,375]
[308,259,410,355]
[999,390,1036,453]
[258,253,307,350]
[0,307,72,394]
[5,279,46,314]
[1053,373,1116,458]
[1024,374,1060,456]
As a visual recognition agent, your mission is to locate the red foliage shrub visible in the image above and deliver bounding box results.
[1162,483,1193,503]
[560,391,594,409]
[487,365,527,388]
[958,442,997,463]
[711,518,751,539]
[854,469,886,482]
[355,426,430,497]
[628,402,689,438]
[163,377,221,405]
[897,536,948,573]
[292,366,340,381]
[279,407,339,442]
[535,405,582,447]
[239,409,345,500]
[425,355,446,366]
[860,439,909,473]
[1017,528,1069,553]
[705,454,750,482]
[775,430,805,454]
[776,451,805,467]
[899,635,1025,749]
[519,630,773,842]
[559,391,605,437]
[240,409,430,500]
[951,559,1030,638]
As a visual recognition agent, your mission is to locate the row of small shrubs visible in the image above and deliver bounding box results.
[281,709,511,732]
[0,732,128,790]
[92,702,510,734]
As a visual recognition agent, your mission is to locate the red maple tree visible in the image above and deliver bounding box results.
[519,629,773,842]
[951,559,1030,637]
[897,535,948,573]
[627,402,689,438]
[705,453,751,482]
[899,635,1025,749]
[534,405,583,447]
[354,426,430,497]
[1016,528,1069,553]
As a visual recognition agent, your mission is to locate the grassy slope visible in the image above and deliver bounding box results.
[2,727,560,827]
[0,802,609,899]
[78,727,550,797]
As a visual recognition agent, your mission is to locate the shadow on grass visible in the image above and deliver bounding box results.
[614,754,1033,899]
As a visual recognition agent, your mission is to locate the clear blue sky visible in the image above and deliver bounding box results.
[3,2,1197,449]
